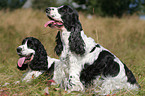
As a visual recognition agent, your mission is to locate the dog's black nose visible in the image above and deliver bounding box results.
[46,8,51,13]
[17,47,22,53]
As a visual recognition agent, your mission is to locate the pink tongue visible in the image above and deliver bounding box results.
[44,20,55,27]
[18,57,26,67]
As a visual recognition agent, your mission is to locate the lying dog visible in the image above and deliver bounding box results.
[17,37,60,82]
[45,5,140,94]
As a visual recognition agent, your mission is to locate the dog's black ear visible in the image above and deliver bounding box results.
[60,5,82,32]
[55,31,63,56]
[63,6,85,55]
[69,26,85,55]
[17,63,28,70]
[59,5,85,55]
[29,38,48,70]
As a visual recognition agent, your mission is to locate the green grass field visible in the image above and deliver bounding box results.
[0,9,145,96]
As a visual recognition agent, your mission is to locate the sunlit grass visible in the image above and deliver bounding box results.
[0,9,144,95]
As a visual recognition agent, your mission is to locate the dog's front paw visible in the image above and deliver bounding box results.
[67,82,84,93]
[66,79,84,93]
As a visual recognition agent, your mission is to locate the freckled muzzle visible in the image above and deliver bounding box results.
[45,7,64,29]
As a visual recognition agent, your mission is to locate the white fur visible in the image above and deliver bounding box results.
[22,70,44,82]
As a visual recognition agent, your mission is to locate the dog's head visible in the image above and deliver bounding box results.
[17,37,48,70]
[45,5,82,32]
[45,5,85,55]
[17,37,35,68]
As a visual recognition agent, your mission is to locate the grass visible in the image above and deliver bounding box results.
[0,9,145,96]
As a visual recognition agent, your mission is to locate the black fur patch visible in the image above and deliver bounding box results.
[69,31,85,55]
[17,63,28,70]
[80,50,120,86]
[96,44,100,48]
[90,44,100,53]
[123,63,137,84]
[55,31,63,56]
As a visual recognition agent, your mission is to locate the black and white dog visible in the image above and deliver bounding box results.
[45,5,140,94]
[16,37,60,82]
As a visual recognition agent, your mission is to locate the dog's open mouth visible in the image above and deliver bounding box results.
[18,53,34,67]
[44,17,63,29]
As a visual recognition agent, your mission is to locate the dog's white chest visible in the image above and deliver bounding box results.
[61,32,70,47]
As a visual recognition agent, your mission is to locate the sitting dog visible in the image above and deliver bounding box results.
[44,5,140,94]
[17,37,60,82]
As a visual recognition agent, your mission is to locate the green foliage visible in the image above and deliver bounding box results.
[9,0,25,9]
[100,0,131,17]
[0,0,8,10]
[0,0,26,10]
[136,0,145,15]
[73,0,141,17]
[32,0,61,10]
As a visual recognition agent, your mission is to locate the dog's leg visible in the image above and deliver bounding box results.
[1,71,43,86]
[51,61,66,85]
[22,70,43,82]
[67,55,84,92]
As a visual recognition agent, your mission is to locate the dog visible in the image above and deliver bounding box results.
[45,5,140,94]
[16,37,60,82]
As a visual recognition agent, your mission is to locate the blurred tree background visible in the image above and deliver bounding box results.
[72,0,145,17]
[32,0,60,10]
[0,0,26,10]
[0,0,145,17]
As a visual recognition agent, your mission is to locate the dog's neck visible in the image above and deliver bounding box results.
[59,29,70,46]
